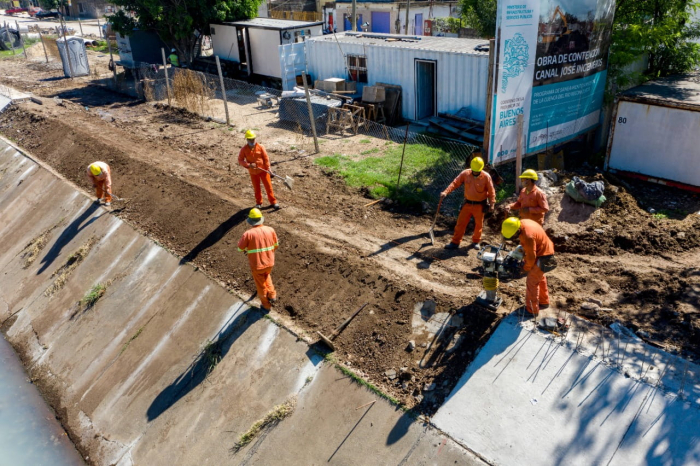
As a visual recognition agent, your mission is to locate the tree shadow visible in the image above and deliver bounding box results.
[146,301,263,422]
[179,208,249,265]
[36,202,103,275]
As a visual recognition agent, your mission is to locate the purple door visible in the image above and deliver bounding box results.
[371,12,391,33]
[415,14,423,35]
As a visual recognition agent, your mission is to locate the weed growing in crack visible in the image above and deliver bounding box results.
[119,326,145,356]
[20,221,62,268]
[231,397,296,454]
[81,283,106,309]
[45,237,97,296]
[201,339,223,375]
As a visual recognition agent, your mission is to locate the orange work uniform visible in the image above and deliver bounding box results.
[86,161,112,203]
[442,169,496,245]
[519,219,555,315]
[238,143,277,206]
[511,185,549,225]
[237,225,279,310]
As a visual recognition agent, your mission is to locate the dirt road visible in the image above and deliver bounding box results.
[1,51,699,412]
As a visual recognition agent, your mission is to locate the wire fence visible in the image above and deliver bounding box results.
[100,66,479,215]
[7,37,480,216]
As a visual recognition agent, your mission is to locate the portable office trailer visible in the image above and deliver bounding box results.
[115,30,167,68]
[305,32,489,121]
[605,73,700,191]
[210,18,323,80]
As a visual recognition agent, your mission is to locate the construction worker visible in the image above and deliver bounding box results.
[168,48,179,67]
[508,169,549,225]
[440,156,496,249]
[502,217,556,316]
[237,208,279,311]
[86,162,112,206]
[238,130,279,209]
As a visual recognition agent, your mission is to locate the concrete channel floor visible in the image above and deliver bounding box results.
[0,137,485,464]
[434,314,700,466]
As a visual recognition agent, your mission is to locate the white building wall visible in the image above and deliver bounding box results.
[211,24,240,62]
[306,39,489,120]
[250,29,284,78]
[608,101,700,187]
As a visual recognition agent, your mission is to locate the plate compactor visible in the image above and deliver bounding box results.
[475,244,524,310]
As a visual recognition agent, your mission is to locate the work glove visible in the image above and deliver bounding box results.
[249,162,257,169]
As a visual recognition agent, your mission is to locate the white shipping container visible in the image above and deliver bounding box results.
[606,73,700,189]
[305,33,489,121]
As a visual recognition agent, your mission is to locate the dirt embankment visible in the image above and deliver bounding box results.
[0,105,499,413]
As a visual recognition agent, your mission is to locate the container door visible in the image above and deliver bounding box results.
[415,14,423,35]
[415,59,436,120]
[344,14,351,31]
[279,42,306,91]
[371,12,390,33]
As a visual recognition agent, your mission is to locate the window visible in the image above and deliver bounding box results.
[347,54,367,83]
[78,2,84,13]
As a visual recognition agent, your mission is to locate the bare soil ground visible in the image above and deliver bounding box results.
[2,51,699,413]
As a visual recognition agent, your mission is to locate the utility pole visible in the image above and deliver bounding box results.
[405,0,411,35]
[351,0,357,31]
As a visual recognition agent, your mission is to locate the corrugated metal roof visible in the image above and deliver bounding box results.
[224,18,322,29]
[307,32,489,56]
[621,72,700,109]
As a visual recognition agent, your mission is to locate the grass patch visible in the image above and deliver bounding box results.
[359,139,371,144]
[653,208,687,220]
[81,283,106,309]
[360,148,380,155]
[653,212,669,220]
[90,40,110,53]
[119,326,145,355]
[0,38,39,59]
[315,143,458,206]
[231,397,296,454]
[45,238,97,297]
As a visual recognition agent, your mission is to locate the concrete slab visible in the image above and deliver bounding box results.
[433,314,700,466]
[0,136,486,465]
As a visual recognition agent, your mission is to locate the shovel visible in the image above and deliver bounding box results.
[428,198,443,245]
[317,303,369,351]
[258,167,293,190]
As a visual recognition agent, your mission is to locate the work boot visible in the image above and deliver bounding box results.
[255,204,262,209]
[104,202,111,207]
[272,203,280,210]
[97,198,104,204]
[472,242,481,250]
[539,303,550,310]
[444,242,459,250]
[269,297,277,305]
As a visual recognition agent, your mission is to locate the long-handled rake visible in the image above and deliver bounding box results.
[259,167,293,190]
[428,198,443,245]
[317,303,368,351]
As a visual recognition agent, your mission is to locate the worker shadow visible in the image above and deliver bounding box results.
[146,299,263,422]
[386,304,501,447]
[36,201,103,275]
[179,208,249,265]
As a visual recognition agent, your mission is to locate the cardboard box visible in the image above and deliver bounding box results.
[362,86,386,103]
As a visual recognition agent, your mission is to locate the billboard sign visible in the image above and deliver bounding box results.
[489,0,616,164]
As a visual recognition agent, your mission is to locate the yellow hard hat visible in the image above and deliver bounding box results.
[245,130,256,140]
[89,163,102,176]
[470,156,485,173]
[247,208,264,225]
[502,217,522,239]
[519,169,538,181]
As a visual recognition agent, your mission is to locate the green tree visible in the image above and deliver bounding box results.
[460,0,497,38]
[108,0,262,64]
[609,0,700,90]
[38,0,66,11]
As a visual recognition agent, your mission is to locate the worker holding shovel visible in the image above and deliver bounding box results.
[237,208,279,312]
[86,162,113,206]
[440,156,496,250]
[238,130,280,210]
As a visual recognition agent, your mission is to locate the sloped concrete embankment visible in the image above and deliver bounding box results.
[0,138,483,465]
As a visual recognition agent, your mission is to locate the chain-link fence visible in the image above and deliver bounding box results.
[5,35,479,215]
[104,66,479,214]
